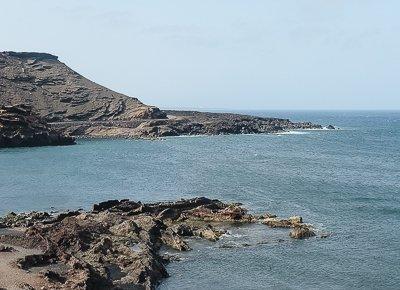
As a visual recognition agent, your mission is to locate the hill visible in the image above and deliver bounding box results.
[0,52,165,122]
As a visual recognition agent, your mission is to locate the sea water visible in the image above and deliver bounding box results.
[1,111,399,289]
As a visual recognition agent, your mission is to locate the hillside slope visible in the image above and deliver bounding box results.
[0,52,165,122]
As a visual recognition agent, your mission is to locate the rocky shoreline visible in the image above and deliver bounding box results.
[50,110,326,139]
[0,197,323,290]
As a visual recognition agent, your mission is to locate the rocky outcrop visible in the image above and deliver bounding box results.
[50,111,324,139]
[0,197,321,289]
[0,104,75,148]
[0,51,166,122]
[131,111,322,137]
[262,215,316,239]
[262,216,303,228]
[289,226,316,239]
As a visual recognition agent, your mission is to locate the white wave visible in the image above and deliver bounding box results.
[170,134,209,138]
[276,131,309,135]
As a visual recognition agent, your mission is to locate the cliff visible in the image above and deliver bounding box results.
[0,104,75,148]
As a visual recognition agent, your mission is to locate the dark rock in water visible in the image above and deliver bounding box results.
[0,210,51,227]
[93,200,121,212]
[262,215,316,239]
[41,210,81,225]
[0,104,75,148]
[262,216,303,228]
[327,125,335,130]
[169,223,225,242]
[289,226,316,239]
[0,197,322,289]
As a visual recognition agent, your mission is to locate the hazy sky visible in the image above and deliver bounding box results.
[1,0,399,110]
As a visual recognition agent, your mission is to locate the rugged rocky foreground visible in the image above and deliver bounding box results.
[0,51,329,139]
[0,104,75,148]
[0,197,320,289]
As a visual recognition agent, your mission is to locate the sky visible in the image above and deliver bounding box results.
[1,0,399,110]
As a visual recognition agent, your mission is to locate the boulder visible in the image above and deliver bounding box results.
[263,216,303,228]
[289,226,316,239]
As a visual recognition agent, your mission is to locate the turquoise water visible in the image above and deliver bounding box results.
[1,111,399,289]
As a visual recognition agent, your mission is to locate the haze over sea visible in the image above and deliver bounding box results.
[1,110,399,289]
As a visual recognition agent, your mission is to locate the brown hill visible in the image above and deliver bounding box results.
[0,52,166,122]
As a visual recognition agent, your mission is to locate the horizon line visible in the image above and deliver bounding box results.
[159,106,400,112]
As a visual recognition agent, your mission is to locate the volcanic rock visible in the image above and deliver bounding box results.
[0,104,75,148]
[0,197,321,289]
[289,226,316,239]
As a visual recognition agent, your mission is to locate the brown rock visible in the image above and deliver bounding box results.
[262,216,303,228]
[289,226,316,239]
[0,104,75,148]
[0,197,321,289]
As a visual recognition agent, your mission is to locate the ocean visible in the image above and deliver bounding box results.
[1,111,399,289]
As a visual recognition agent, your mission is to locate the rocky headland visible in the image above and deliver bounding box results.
[0,197,321,290]
[0,104,75,148]
[0,51,332,141]
[51,110,324,139]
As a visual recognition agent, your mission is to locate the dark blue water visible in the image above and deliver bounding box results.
[1,111,399,289]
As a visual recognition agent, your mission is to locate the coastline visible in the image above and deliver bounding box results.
[48,111,328,140]
[0,52,332,147]
[0,197,321,290]
[1,111,399,289]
